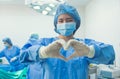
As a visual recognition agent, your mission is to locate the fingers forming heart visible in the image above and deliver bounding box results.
[57,39,89,61]
[57,39,77,60]
[57,39,70,50]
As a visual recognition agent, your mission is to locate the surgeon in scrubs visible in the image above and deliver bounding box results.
[21,33,39,50]
[0,37,25,71]
[21,33,44,79]
[20,4,115,79]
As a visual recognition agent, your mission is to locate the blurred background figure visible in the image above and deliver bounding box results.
[21,33,39,50]
[20,33,44,79]
[0,37,25,72]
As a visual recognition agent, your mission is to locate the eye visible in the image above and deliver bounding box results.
[58,19,63,23]
[66,19,74,22]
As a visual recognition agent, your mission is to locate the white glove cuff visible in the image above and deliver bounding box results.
[13,57,17,59]
[39,46,48,58]
[10,57,17,62]
[86,45,95,58]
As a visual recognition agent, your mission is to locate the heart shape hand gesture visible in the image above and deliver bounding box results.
[39,39,91,61]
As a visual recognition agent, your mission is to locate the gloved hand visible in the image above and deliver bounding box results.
[39,39,67,61]
[57,39,70,50]
[10,57,17,62]
[67,39,95,60]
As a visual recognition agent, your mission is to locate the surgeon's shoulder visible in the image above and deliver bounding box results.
[12,45,20,49]
[84,38,97,43]
[76,38,105,45]
[75,38,95,43]
[83,38,112,47]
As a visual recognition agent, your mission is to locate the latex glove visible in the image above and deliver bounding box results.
[67,39,95,60]
[39,39,67,61]
[10,57,17,62]
[57,39,70,50]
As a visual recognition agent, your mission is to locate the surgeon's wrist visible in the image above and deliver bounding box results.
[86,45,95,58]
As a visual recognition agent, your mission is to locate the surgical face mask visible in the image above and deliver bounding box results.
[4,43,10,48]
[56,22,76,36]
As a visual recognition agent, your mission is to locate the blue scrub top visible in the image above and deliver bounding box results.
[0,45,25,71]
[20,37,115,79]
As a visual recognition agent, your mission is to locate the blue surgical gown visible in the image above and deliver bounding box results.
[21,39,40,50]
[20,37,115,79]
[0,46,25,71]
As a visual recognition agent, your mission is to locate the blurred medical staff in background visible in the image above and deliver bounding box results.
[21,33,44,79]
[22,33,39,50]
[0,37,25,71]
[20,3,115,79]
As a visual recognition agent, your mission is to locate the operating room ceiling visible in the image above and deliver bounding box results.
[0,0,91,16]
[0,0,91,7]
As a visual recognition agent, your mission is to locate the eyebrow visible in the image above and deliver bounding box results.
[58,18,73,20]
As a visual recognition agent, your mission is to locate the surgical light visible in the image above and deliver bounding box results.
[25,0,66,16]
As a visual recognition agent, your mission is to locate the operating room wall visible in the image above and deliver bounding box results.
[0,4,54,49]
[85,0,120,66]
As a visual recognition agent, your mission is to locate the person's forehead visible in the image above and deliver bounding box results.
[58,14,73,20]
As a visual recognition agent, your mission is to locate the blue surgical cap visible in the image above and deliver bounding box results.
[2,37,13,46]
[54,4,81,34]
[30,34,39,40]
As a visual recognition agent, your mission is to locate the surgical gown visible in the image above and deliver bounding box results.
[0,45,25,71]
[20,37,115,79]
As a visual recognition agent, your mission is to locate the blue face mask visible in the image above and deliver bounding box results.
[4,43,10,48]
[56,22,76,36]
